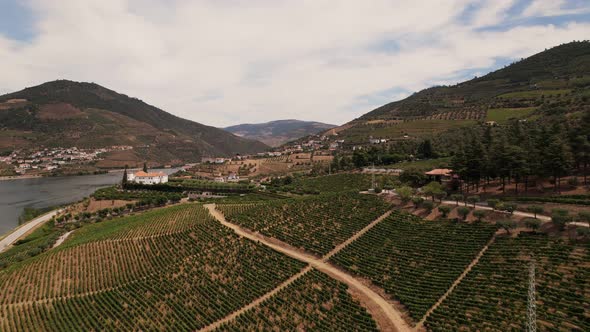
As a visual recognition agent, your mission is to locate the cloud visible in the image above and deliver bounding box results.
[0,0,588,127]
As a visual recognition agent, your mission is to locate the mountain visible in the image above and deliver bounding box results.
[225,119,337,147]
[0,80,268,167]
[330,41,590,143]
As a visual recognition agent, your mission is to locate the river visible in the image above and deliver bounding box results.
[0,169,178,236]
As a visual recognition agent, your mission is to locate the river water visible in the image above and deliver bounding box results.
[0,169,178,236]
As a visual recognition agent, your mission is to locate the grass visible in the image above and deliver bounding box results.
[486,107,537,122]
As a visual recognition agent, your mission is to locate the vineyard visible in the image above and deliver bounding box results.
[330,211,498,321]
[285,173,376,193]
[219,193,391,256]
[426,233,589,331]
[217,269,379,331]
[0,204,307,331]
[93,186,182,203]
[421,109,485,121]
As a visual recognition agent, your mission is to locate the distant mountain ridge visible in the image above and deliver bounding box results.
[0,80,268,167]
[225,119,337,147]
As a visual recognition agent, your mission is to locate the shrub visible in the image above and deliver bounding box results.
[412,197,425,209]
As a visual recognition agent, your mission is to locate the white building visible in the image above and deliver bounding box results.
[127,171,168,185]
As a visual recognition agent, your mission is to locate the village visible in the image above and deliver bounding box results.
[0,146,133,175]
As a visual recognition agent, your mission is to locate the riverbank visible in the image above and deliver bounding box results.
[0,209,61,253]
[0,174,43,181]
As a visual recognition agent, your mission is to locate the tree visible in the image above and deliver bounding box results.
[417,139,435,159]
[457,206,470,221]
[450,194,463,206]
[422,200,434,212]
[551,209,571,231]
[412,197,424,209]
[524,218,541,232]
[399,168,426,187]
[527,205,544,219]
[487,199,500,210]
[497,219,516,234]
[473,209,486,222]
[467,195,479,208]
[423,181,444,201]
[543,137,573,192]
[122,165,128,186]
[352,150,369,168]
[438,205,451,218]
[502,203,517,215]
[143,162,148,172]
[397,186,413,203]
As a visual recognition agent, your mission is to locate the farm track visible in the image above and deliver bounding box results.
[205,204,410,332]
[414,233,498,329]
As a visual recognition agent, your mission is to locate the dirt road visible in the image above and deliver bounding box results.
[205,204,411,332]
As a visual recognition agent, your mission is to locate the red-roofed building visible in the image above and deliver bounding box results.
[127,170,168,185]
[425,168,453,183]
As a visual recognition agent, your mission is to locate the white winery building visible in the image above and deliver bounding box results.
[127,171,168,185]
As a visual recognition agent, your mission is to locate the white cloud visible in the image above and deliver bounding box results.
[0,0,588,127]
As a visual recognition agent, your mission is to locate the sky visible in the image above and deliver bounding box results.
[0,1,589,127]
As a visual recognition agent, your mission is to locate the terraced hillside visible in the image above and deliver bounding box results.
[330,211,498,321]
[219,192,391,256]
[0,80,268,164]
[331,41,590,143]
[0,204,306,331]
[217,269,379,331]
[426,234,589,331]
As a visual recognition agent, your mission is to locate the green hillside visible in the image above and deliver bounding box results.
[333,41,590,143]
[0,80,268,165]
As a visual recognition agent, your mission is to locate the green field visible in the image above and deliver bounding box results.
[486,107,537,122]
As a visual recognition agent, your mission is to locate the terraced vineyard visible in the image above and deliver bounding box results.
[220,193,391,256]
[426,233,590,331]
[217,269,379,331]
[288,173,375,193]
[0,204,306,331]
[330,211,498,321]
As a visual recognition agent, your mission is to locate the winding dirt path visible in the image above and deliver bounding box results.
[204,204,410,332]
[415,233,497,329]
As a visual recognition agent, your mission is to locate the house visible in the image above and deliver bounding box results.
[127,171,168,185]
[425,168,453,183]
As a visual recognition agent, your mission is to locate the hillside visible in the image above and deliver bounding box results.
[331,41,590,143]
[225,119,336,147]
[0,80,268,167]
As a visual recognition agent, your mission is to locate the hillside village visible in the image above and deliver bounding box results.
[0,146,133,176]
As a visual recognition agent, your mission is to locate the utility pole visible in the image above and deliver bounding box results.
[527,258,537,332]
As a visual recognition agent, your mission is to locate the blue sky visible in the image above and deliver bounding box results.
[0,0,589,126]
